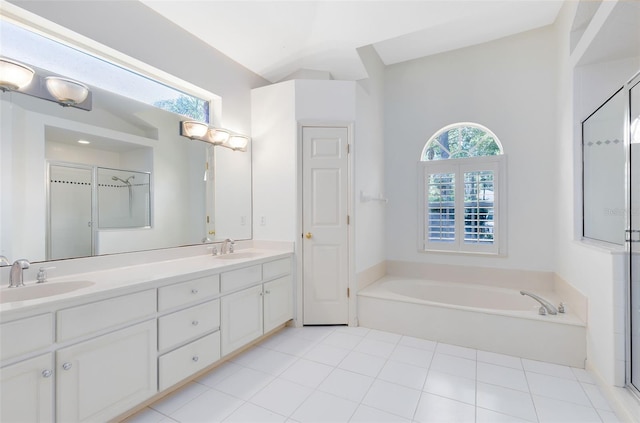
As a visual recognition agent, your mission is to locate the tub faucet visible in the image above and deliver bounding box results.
[520,291,558,315]
[9,259,30,288]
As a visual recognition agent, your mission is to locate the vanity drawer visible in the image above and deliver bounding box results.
[57,289,156,342]
[158,331,220,391]
[263,258,291,280]
[158,299,220,350]
[221,265,262,292]
[0,314,54,361]
[158,275,220,312]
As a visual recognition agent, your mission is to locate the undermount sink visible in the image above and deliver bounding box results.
[0,280,95,304]
[214,251,263,260]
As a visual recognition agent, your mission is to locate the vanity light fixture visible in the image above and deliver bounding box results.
[0,57,91,110]
[0,58,35,91]
[179,120,250,152]
[45,76,90,106]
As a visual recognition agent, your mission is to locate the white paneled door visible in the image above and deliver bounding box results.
[302,126,349,325]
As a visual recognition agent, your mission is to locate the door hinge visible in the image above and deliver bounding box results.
[347,288,350,298]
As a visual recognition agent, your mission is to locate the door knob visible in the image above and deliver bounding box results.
[305,232,312,239]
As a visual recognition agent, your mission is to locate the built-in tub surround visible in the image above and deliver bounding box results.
[359,276,586,367]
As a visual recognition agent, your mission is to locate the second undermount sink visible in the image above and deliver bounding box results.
[214,251,263,260]
[0,280,95,304]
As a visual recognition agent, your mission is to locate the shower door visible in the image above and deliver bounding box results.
[629,75,640,391]
[48,164,93,260]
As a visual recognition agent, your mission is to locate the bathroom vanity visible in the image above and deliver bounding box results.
[0,248,293,422]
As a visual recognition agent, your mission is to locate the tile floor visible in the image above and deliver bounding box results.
[124,326,621,423]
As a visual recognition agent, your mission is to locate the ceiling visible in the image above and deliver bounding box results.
[141,0,564,83]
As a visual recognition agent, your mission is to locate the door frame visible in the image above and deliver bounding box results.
[295,121,356,327]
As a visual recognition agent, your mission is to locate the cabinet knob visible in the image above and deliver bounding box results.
[305,232,313,239]
[265,290,271,294]
[192,356,199,362]
[42,369,52,378]
[191,289,198,295]
[192,320,199,326]
[62,362,72,371]
[259,292,264,297]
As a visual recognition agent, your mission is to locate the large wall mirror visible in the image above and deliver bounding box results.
[0,19,252,264]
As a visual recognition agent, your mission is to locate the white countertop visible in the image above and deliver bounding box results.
[0,248,293,319]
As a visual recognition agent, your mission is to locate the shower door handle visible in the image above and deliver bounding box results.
[626,230,640,243]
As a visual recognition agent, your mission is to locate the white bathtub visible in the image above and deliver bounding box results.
[358,276,586,367]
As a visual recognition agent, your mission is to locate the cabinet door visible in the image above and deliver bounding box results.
[264,275,293,333]
[56,320,157,423]
[221,284,263,356]
[0,354,54,423]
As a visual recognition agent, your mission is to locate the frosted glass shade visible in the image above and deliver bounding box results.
[45,76,89,105]
[0,58,35,91]
[208,128,230,145]
[226,135,250,151]
[182,121,209,138]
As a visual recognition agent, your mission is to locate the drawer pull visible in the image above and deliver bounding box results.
[192,320,199,326]
[62,362,72,371]
[192,356,199,362]
[191,289,199,295]
[42,369,52,378]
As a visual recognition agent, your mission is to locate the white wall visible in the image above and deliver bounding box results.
[384,26,558,272]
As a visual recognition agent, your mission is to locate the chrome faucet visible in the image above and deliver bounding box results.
[9,259,30,288]
[221,238,235,254]
[520,290,558,315]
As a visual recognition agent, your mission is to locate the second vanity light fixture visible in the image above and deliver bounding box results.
[180,120,250,152]
[0,57,91,110]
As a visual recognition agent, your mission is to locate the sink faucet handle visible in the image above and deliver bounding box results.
[229,239,235,253]
[0,255,10,266]
[37,266,56,284]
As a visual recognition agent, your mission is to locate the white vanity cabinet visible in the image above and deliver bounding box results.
[56,319,157,422]
[157,275,221,391]
[0,353,54,423]
[264,275,293,333]
[220,257,293,356]
[221,284,264,356]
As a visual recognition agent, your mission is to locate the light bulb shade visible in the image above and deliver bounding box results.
[0,58,35,91]
[208,128,231,145]
[226,135,250,151]
[45,76,89,105]
[181,121,209,139]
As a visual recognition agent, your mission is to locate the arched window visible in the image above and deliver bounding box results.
[422,122,503,161]
[418,123,506,255]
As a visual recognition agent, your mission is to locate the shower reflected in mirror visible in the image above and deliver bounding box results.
[98,168,150,229]
[47,163,152,260]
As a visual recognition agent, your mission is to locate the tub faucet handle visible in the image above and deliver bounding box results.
[558,302,565,313]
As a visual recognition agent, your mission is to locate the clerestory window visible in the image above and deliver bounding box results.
[418,123,506,255]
